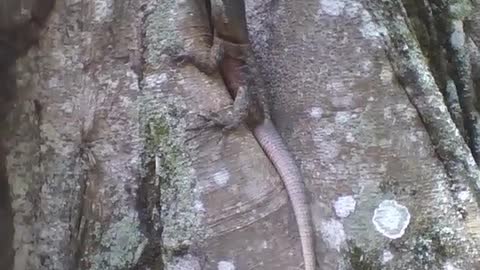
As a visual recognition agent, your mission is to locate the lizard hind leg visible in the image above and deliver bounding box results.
[199,83,251,133]
[184,83,251,146]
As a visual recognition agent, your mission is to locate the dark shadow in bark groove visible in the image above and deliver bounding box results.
[0,141,14,270]
[0,68,15,270]
[0,58,17,270]
[133,153,162,270]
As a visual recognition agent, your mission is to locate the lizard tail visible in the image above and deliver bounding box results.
[253,119,317,270]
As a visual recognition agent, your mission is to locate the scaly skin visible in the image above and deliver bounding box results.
[176,1,317,269]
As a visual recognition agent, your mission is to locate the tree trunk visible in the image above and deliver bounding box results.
[3,0,480,269]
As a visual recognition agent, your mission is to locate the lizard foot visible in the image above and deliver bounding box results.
[184,112,223,145]
[186,112,239,132]
[185,108,243,144]
[197,110,243,133]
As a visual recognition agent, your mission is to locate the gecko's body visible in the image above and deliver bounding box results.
[176,1,317,269]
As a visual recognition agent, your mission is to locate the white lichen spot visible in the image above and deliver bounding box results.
[408,133,418,142]
[457,190,471,202]
[335,111,352,124]
[443,261,461,270]
[361,60,373,73]
[145,73,168,88]
[383,107,393,120]
[167,255,202,270]
[345,132,355,143]
[93,0,113,22]
[213,168,230,186]
[450,21,465,49]
[326,80,347,93]
[372,200,411,239]
[61,102,74,114]
[333,195,356,218]
[194,200,205,212]
[380,65,393,84]
[310,107,324,118]
[217,261,235,270]
[155,155,162,176]
[360,10,387,41]
[382,250,394,264]
[262,240,268,249]
[319,0,345,16]
[320,219,346,251]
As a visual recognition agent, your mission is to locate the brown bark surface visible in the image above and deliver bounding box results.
[3,0,480,269]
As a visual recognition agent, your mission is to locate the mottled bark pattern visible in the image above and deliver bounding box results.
[0,1,55,269]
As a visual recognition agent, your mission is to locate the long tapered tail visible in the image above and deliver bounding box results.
[253,120,316,270]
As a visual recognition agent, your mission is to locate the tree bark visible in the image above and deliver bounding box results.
[4,0,480,269]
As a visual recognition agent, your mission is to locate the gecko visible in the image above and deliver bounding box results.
[175,1,318,269]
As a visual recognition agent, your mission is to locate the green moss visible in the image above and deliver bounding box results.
[347,241,381,270]
[143,116,203,262]
[408,220,460,268]
[448,0,473,20]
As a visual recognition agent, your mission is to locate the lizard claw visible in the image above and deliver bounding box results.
[197,111,241,133]
[184,110,240,144]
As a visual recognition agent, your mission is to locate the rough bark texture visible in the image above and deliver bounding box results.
[4,0,480,269]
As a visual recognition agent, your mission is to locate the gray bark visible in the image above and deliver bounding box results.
[4,0,480,269]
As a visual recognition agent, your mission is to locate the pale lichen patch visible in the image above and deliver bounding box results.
[382,250,394,264]
[359,9,387,41]
[450,21,465,50]
[320,219,346,251]
[309,107,324,118]
[213,167,231,187]
[319,0,346,16]
[166,254,202,270]
[93,0,113,23]
[443,261,461,270]
[379,64,394,85]
[345,132,355,143]
[456,190,471,202]
[333,195,356,218]
[217,260,236,270]
[372,200,410,239]
[91,213,145,269]
[335,111,353,124]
